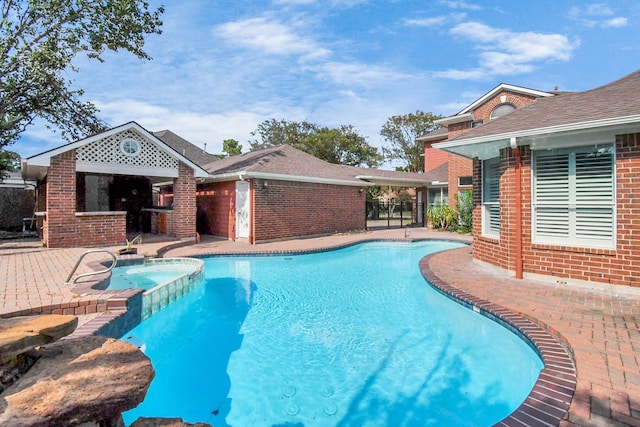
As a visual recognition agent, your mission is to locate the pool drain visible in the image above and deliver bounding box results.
[320,386,333,397]
[323,403,338,416]
[283,386,296,397]
[285,404,300,416]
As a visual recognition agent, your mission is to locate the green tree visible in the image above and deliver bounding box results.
[380,110,441,172]
[455,189,473,233]
[221,138,242,157]
[249,119,381,167]
[0,149,20,178]
[0,0,164,148]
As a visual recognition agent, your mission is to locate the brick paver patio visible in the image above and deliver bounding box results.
[1,228,639,426]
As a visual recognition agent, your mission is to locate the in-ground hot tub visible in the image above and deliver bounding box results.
[106,258,205,320]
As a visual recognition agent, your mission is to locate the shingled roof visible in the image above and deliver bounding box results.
[434,70,640,159]
[203,144,434,187]
[153,130,220,169]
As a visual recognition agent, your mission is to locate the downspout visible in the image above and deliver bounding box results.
[511,137,523,279]
[249,180,255,244]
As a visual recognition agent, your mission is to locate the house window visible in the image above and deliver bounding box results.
[428,187,448,206]
[532,144,615,249]
[458,176,473,186]
[490,103,516,120]
[120,139,141,156]
[482,157,501,237]
[472,120,483,128]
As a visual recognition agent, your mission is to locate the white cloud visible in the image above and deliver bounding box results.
[95,100,268,154]
[439,0,482,11]
[567,3,628,28]
[273,0,316,5]
[312,61,412,87]
[404,16,449,27]
[214,17,331,60]
[435,22,577,80]
[603,17,628,28]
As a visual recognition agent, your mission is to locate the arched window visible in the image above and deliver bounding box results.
[490,103,516,120]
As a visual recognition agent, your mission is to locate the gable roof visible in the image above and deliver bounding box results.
[22,122,209,180]
[153,130,220,169]
[433,83,554,128]
[457,83,554,115]
[434,70,640,159]
[203,144,434,187]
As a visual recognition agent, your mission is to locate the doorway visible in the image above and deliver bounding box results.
[235,181,250,239]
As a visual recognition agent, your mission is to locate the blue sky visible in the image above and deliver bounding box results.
[13,0,640,162]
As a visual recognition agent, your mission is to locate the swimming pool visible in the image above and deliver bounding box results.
[122,240,543,426]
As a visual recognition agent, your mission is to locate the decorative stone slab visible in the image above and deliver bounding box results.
[0,315,78,363]
[0,336,154,427]
[131,417,212,427]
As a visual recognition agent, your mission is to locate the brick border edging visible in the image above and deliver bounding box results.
[419,252,577,427]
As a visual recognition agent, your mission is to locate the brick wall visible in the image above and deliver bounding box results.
[196,181,236,239]
[172,162,196,239]
[424,142,448,172]
[45,151,78,248]
[473,134,640,287]
[447,153,473,207]
[75,214,126,246]
[472,90,539,123]
[253,179,365,242]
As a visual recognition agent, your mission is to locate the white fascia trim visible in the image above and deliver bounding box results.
[434,114,640,151]
[355,175,431,186]
[416,132,447,142]
[458,83,554,115]
[434,113,473,127]
[205,171,371,187]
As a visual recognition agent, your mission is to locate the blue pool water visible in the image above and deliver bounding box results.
[122,240,543,426]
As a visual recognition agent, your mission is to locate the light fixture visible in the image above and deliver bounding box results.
[263,181,269,188]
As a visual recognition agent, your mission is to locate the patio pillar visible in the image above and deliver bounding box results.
[172,162,196,240]
[45,150,77,248]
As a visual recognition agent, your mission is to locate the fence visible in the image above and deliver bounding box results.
[366,200,425,229]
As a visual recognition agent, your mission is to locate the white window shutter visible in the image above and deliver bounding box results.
[533,145,614,248]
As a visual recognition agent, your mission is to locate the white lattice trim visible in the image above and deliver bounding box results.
[76,130,179,175]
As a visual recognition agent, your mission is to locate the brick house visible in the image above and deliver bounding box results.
[434,70,640,287]
[196,144,432,243]
[418,84,554,208]
[22,123,433,247]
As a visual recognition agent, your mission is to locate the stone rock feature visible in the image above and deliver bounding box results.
[0,335,154,426]
[0,314,78,363]
[131,417,212,427]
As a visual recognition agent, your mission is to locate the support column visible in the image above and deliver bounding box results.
[172,162,196,240]
[45,151,77,248]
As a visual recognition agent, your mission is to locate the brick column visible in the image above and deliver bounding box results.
[172,162,196,239]
[45,151,77,248]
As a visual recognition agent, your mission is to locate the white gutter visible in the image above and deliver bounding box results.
[434,113,473,127]
[204,171,372,187]
[355,175,431,186]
